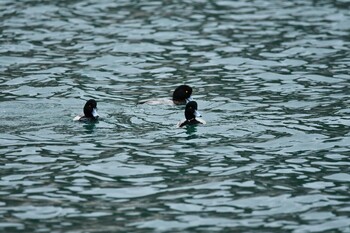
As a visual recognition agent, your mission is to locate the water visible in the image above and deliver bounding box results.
[1,0,350,232]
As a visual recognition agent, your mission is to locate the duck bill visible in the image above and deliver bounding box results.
[186,96,193,103]
[194,110,201,117]
[92,108,99,118]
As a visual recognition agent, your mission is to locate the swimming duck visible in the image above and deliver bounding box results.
[172,85,193,105]
[73,99,99,121]
[177,101,206,127]
[139,85,193,105]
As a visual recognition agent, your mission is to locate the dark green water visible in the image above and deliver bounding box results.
[1,0,350,232]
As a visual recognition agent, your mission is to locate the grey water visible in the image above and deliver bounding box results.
[1,0,350,232]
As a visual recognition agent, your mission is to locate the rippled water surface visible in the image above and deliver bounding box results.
[1,0,350,232]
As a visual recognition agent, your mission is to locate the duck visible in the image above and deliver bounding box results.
[177,101,206,127]
[73,99,99,121]
[172,85,193,105]
[138,85,193,105]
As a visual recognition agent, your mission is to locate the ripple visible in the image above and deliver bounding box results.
[75,186,159,199]
[324,173,350,182]
[1,0,350,232]
[12,206,77,220]
[78,161,162,177]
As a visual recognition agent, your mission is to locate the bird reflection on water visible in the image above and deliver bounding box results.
[185,124,199,140]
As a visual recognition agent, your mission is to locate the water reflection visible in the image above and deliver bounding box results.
[185,125,199,140]
[82,121,98,134]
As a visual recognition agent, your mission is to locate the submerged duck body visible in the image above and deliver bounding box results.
[73,99,99,122]
[139,85,193,105]
[178,101,206,127]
